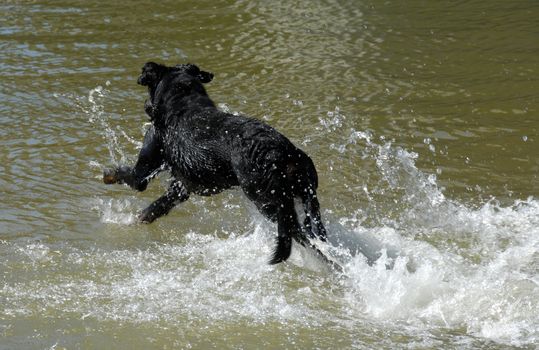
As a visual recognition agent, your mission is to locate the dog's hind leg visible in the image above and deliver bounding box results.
[138,180,189,223]
[268,199,301,264]
[258,193,342,271]
[298,191,344,272]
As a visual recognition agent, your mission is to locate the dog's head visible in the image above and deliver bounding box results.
[137,62,166,87]
[137,62,213,89]
[137,62,214,123]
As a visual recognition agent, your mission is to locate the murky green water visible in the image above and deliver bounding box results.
[1,1,538,349]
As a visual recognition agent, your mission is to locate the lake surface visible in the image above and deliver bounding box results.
[1,0,538,349]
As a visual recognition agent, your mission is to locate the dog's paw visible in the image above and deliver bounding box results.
[137,208,155,224]
[103,166,132,185]
[103,168,118,184]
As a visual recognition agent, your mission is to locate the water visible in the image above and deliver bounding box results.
[1,0,538,348]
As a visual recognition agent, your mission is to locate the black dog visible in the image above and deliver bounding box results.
[104,62,335,267]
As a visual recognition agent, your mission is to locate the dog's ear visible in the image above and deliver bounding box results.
[180,63,214,84]
[197,70,214,83]
[138,62,165,86]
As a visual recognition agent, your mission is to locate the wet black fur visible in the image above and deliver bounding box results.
[104,62,332,266]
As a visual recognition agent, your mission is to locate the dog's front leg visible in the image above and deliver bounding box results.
[144,99,155,119]
[103,125,164,191]
[138,180,189,223]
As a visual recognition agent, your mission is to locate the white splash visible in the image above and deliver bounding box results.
[21,89,536,347]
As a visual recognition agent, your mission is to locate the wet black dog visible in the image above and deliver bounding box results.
[104,62,334,267]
